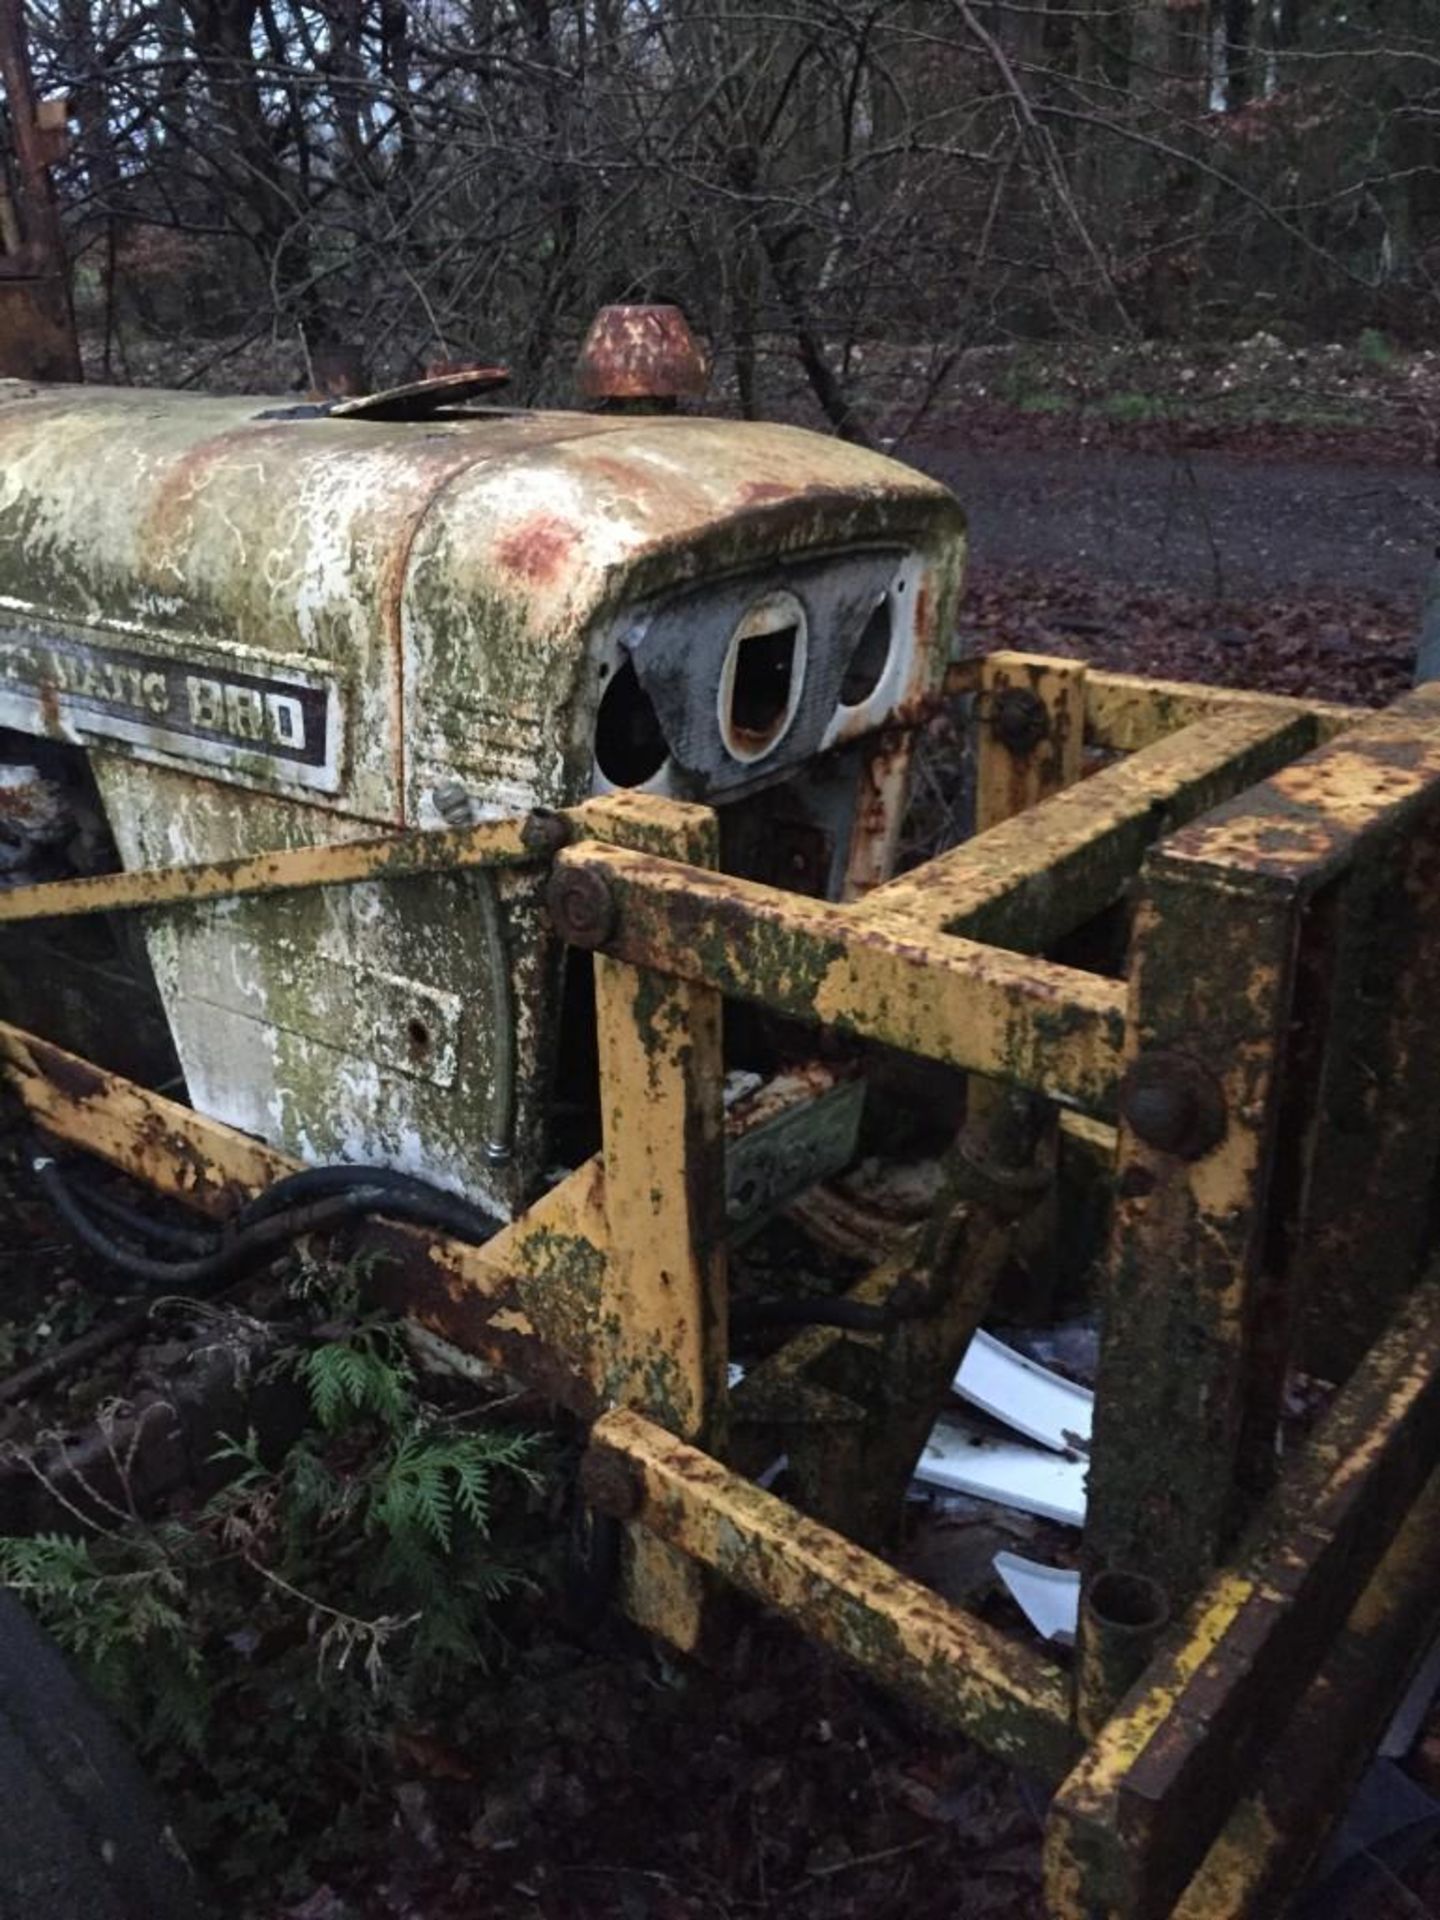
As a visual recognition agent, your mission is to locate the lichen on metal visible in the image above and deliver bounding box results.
[0,382,963,1212]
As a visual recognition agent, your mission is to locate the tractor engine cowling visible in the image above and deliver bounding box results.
[0,381,966,1215]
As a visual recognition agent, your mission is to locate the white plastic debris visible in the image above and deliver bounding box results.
[953,1329,1093,1455]
[731,1326,1093,1525]
[912,1415,1088,1527]
[993,1552,1081,1644]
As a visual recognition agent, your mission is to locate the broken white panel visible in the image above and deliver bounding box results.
[994,1551,1081,1645]
[913,1415,1088,1527]
[954,1329,1093,1455]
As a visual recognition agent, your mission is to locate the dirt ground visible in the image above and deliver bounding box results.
[5,351,1440,1919]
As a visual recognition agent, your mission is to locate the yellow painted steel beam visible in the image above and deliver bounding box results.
[1082,668,1359,755]
[1050,1280,1440,1920]
[1147,681,1440,893]
[588,798,727,1440]
[0,810,566,925]
[584,1405,1081,1781]
[550,843,1127,1114]
[0,1022,294,1207]
[1084,671,1358,754]
[967,652,1087,1324]
[569,790,720,865]
[1079,854,1302,1637]
[856,703,1317,947]
[583,790,728,1650]
[890,653,1358,759]
[974,652,1087,830]
[1172,1462,1440,1920]
[1142,680,1440,1398]
[0,1017,608,1407]
[1289,821,1440,1382]
[0,787,719,929]
[593,955,727,1437]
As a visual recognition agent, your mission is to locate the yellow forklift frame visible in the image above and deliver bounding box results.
[4,652,1439,1920]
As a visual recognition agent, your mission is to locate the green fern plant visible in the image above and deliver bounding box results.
[0,1528,207,1747]
[279,1319,415,1433]
[0,1266,545,1893]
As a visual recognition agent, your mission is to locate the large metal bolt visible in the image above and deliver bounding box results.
[579,1444,645,1521]
[989,686,1049,755]
[547,863,618,949]
[1118,1050,1226,1160]
[520,808,572,857]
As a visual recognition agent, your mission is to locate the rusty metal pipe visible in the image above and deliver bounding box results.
[1074,1568,1170,1740]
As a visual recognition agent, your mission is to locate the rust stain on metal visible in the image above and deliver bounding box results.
[1053,1281,1440,1920]
[494,511,582,584]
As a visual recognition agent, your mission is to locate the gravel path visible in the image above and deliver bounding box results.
[908,444,1440,602]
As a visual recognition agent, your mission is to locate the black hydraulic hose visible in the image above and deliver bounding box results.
[229,1164,498,1244]
[29,1149,499,1293]
[77,1184,219,1256]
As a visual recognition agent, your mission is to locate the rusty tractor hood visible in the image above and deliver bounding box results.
[0,383,965,825]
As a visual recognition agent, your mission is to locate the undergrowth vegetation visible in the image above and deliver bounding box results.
[0,1252,544,1897]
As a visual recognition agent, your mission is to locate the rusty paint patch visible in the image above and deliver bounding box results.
[494,512,581,585]
[363,1223,597,1417]
[738,481,791,506]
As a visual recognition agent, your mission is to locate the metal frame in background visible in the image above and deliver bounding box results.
[3,654,1440,1919]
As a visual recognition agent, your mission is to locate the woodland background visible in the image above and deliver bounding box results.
[7,1,1438,435]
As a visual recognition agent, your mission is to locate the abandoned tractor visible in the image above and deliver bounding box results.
[1,369,1439,1919]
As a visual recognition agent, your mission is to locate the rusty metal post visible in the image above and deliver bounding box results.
[1081,686,1440,1724]
[1080,854,1299,1650]
[970,653,1087,1318]
[974,652,1087,831]
[0,0,79,380]
[567,792,730,1654]
[1051,1276,1440,1920]
[1288,814,1440,1383]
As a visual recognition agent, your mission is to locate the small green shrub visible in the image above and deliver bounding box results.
[1103,390,1167,423]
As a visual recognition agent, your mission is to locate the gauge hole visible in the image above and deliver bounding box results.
[595,656,669,787]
